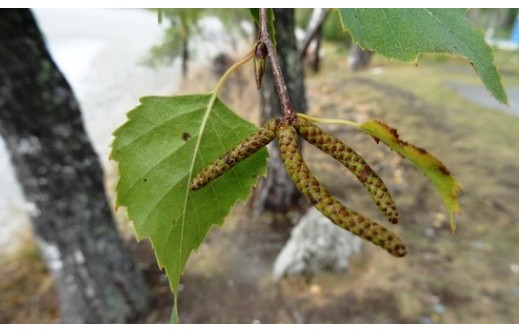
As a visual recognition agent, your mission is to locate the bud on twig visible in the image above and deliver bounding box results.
[254,41,268,89]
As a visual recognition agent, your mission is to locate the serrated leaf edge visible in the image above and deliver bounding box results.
[336,8,508,105]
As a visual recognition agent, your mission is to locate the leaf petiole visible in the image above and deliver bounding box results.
[212,49,254,97]
[297,113,361,128]
[204,50,254,125]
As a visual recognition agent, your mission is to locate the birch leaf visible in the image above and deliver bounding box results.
[338,8,507,104]
[359,120,461,232]
[111,95,268,318]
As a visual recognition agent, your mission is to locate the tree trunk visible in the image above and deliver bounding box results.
[347,44,374,71]
[0,9,151,323]
[254,8,307,215]
[300,8,329,72]
[309,28,323,72]
[181,36,189,78]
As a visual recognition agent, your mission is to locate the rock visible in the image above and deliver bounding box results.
[272,207,362,281]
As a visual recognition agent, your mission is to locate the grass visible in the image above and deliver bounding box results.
[1,43,518,323]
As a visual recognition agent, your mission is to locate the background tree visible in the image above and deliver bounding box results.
[147,9,250,78]
[146,9,203,77]
[145,8,309,217]
[300,8,329,72]
[0,9,150,323]
[347,44,374,71]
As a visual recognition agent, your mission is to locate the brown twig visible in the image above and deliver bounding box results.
[259,8,295,122]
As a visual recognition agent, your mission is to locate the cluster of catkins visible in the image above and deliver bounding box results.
[191,116,407,257]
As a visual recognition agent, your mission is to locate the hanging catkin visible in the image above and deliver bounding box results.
[277,121,407,257]
[190,118,277,190]
[295,116,400,225]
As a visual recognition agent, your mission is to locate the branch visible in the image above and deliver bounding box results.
[259,8,295,121]
[300,8,330,59]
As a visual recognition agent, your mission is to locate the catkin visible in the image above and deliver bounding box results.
[295,116,400,225]
[190,118,277,191]
[277,121,407,257]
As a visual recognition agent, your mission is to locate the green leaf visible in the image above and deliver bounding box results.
[338,8,507,105]
[249,8,276,47]
[111,94,268,316]
[358,120,461,232]
[249,8,259,23]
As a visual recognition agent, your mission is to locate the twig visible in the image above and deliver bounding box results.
[259,8,295,121]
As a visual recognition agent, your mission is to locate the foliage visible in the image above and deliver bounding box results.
[249,9,276,46]
[338,8,508,104]
[357,120,461,232]
[111,94,267,321]
[145,8,251,67]
[299,114,461,233]
[321,10,350,43]
[112,8,507,322]
[145,9,202,67]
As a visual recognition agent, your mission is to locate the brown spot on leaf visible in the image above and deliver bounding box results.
[371,135,381,144]
[182,132,191,141]
[438,163,451,175]
[375,120,400,140]
[389,127,400,140]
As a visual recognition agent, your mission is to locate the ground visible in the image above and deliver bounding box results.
[1,44,519,323]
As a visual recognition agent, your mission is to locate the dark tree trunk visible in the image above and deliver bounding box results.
[0,9,151,323]
[181,37,189,78]
[254,8,307,215]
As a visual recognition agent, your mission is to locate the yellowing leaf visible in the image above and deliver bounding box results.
[359,120,461,232]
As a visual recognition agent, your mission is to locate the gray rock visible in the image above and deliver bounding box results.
[273,207,362,281]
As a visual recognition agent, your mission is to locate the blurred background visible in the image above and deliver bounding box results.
[0,8,518,323]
